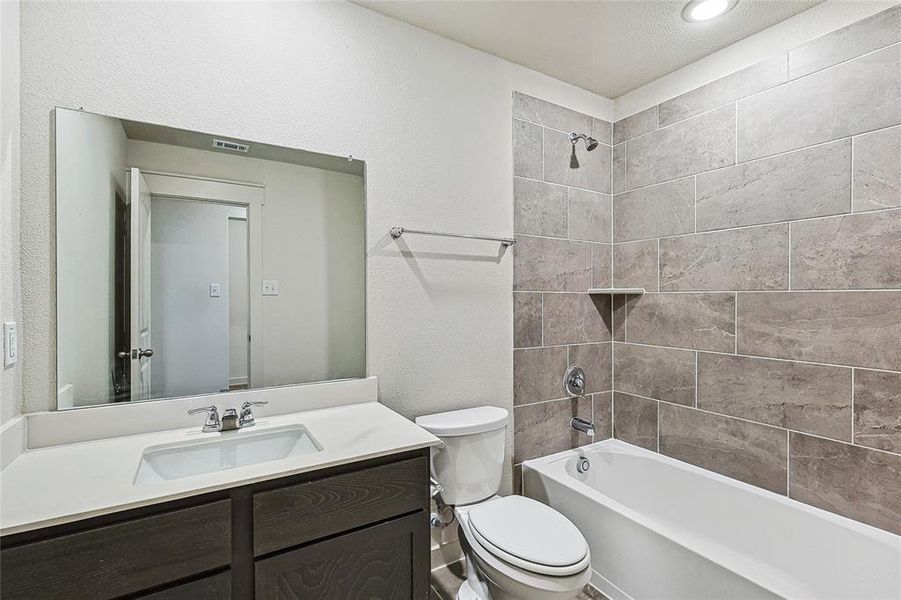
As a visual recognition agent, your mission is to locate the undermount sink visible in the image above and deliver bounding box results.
[134,425,321,484]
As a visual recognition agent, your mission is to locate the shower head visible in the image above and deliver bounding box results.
[569,132,599,151]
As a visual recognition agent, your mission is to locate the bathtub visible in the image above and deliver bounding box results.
[522,438,901,600]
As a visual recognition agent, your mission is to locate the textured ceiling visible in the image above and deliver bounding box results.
[353,0,825,98]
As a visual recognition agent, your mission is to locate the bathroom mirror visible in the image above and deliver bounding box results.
[55,108,366,409]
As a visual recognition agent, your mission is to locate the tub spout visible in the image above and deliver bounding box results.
[571,417,595,437]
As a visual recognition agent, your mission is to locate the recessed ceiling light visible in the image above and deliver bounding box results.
[682,0,738,22]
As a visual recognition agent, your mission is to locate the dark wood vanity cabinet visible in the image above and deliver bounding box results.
[0,450,430,600]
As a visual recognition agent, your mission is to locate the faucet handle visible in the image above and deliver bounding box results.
[239,401,268,427]
[188,406,221,432]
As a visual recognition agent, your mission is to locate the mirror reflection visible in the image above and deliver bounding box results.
[55,108,366,409]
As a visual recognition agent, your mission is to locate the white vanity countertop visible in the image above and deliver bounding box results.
[0,401,440,536]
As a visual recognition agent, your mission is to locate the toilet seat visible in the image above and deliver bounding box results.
[465,496,590,577]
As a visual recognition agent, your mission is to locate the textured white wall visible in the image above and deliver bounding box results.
[1,0,22,425]
[18,1,611,487]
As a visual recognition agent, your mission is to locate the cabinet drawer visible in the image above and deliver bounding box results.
[253,456,428,555]
[0,500,231,600]
[255,511,430,600]
[136,570,231,600]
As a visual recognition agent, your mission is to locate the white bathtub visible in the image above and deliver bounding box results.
[522,439,901,600]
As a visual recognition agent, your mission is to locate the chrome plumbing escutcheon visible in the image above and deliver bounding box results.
[577,455,590,474]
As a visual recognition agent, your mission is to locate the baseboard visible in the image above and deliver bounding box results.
[431,539,463,571]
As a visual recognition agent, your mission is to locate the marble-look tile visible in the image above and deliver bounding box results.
[568,188,611,242]
[613,178,694,242]
[513,396,592,462]
[611,295,629,342]
[614,343,695,406]
[659,403,788,494]
[853,125,901,213]
[570,342,612,394]
[612,143,626,195]
[513,119,542,179]
[513,235,591,292]
[854,369,901,454]
[592,391,614,440]
[591,244,612,289]
[737,44,901,162]
[697,353,852,441]
[659,224,789,291]
[625,293,735,353]
[514,292,542,348]
[696,140,851,231]
[514,91,593,133]
[431,560,466,600]
[789,433,901,535]
[788,5,901,79]
[626,105,735,189]
[737,291,901,371]
[544,128,612,193]
[613,392,658,451]
[613,106,658,145]
[514,347,567,405]
[659,56,787,127]
[791,209,901,290]
[613,239,658,291]
[593,118,613,146]
[543,293,612,346]
[513,177,567,237]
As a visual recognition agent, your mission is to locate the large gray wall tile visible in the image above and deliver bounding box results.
[613,178,694,242]
[788,5,901,80]
[613,106,657,145]
[514,292,542,348]
[697,353,852,441]
[514,91,593,133]
[570,342,612,394]
[613,239,658,291]
[543,293,612,345]
[591,244,612,288]
[791,210,901,289]
[513,396,592,462]
[737,291,901,371]
[696,140,850,231]
[659,225,789,291]
[614,343,695,406]
[854,369,901,454]
[737,44,901,161]
[514,119,543,178]
[660,403,788,494]
[626,105,735,189]
[568,188,611,242]
[514,235,590,292]
[514,177,567,237]
[789,433,901,535]
[514,347,567,405]
[659,56,787,127]
[854,125,901,212]
[592,118,613,146]
[544,128,611,193]
[592,391,614,440]
[612,143,626,194]
[613,392,658,451]
[626,293,735,352]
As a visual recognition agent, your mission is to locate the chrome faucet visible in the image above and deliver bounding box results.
[571,417,596,437]
[188,401,268,432]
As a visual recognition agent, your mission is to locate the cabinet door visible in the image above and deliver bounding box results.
[255,512,429,600]
[136,571,231,600]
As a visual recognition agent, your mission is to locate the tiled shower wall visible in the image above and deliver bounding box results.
[513,5,901,536]
[611,6,901,535]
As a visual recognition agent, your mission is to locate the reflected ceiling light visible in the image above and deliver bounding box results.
[682,0,738,22]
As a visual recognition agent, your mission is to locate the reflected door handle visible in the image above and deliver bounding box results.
[138,348,154,359]
[116,351,130,360]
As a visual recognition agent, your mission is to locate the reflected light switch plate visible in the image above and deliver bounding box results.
[209,283,221,297]
[4,322,17,367]
[262,280,279,296]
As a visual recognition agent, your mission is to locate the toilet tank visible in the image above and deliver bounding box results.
[415,406,508,506]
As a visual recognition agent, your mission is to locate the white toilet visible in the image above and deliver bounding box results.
[416,406,591,600]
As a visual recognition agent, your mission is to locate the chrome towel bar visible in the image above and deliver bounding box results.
[389,226,515,247]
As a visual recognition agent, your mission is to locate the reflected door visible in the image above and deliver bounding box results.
[129,168,153,401]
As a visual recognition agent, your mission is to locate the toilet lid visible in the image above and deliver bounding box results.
[467,496,589,574]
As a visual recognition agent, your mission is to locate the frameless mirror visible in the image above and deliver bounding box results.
[55,108,366,409]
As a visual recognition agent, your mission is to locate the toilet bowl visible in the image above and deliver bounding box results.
[416,407,591,600]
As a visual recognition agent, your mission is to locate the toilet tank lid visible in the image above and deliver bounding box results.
[415,406,508,436]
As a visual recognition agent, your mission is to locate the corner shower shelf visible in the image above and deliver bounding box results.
[587,288,645,295]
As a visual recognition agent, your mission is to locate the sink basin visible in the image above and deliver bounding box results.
[134,425,321,484]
